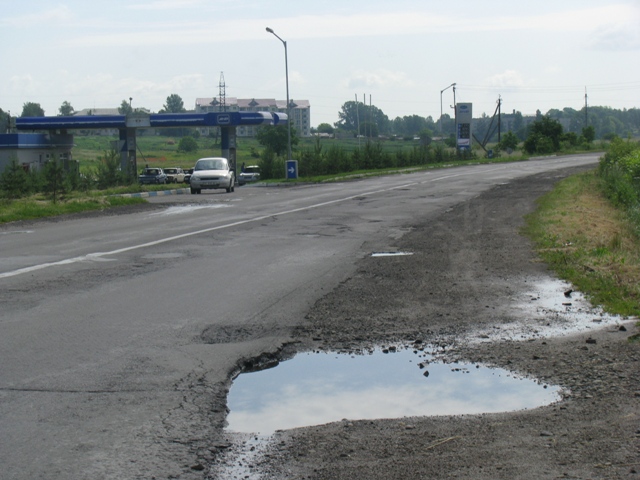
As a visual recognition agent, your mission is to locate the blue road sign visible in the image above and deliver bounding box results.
[286,160,298,179]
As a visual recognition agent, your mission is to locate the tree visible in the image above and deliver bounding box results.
[256,125,298,157]
[0,157,29,199]
[118,100,133,115]
[0,108,10,132]
[334,101,390,134]
[582,125,596,143]
[160,94,186,113]
[317,123,334,134]
[21,102,45,117]
[42,158,66,203]
[523,116,564,154]
[498,130,519,151]
[58,101,74,116]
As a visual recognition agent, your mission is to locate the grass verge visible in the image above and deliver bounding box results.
[0,195,147,224]
[522,170,640,318]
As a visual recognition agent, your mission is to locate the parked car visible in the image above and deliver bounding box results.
[164,167,185,183]
[183,168,194,184]
[239,165,261,185]
[138,167,167,184]
[189,157,235,194]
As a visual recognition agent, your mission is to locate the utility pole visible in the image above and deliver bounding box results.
[219,72,227,112]
[584,87,588,126]
[355,94,361,148]
[497,95,502,143]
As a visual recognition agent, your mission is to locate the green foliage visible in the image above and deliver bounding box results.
[335,101,390,134]
[582,125,596,143]
[160,94,186,113]
[177,136,198,153]
[258,148,282,180]
[118,100,133,115]
[316,123,334,134]
[597,138,640,234]
[95,149,132,189]
[498,131,519,151]
[523,116,564,154]
[0,158,30,199]
[256,125,298,157]
[42,159,66,203]
[58,101,74,116]
[21,102,45,117]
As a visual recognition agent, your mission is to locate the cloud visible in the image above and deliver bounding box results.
[485,70,529,88]
[126,0,204,10]
[345,69,415,90]
[1,5,74,27]
[589,24,640,51]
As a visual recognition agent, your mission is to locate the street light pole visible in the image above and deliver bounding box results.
[440,82,456,137]
[266,27,292,160]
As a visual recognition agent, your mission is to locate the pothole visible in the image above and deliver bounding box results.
[214,346,561,478]
[225,346,560,435]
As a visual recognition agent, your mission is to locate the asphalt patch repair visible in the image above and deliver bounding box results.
[211,165,639,480]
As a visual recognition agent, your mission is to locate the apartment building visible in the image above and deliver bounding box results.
[195,97,310,137]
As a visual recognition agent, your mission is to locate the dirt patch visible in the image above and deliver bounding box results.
[216,166,640,479]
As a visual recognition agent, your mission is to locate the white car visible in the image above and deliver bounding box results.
[189,157,235,194]
[239,165,261,185]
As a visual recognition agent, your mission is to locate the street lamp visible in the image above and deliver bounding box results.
[440,83,456,136]
[266,27,292,160]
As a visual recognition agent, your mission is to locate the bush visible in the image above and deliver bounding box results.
[597,138,640,217]
[177,136,198,153]
[94,149,133,189]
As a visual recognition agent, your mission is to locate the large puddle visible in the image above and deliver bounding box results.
[226,346,560,435]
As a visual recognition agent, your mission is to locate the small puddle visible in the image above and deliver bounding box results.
[371,251,414,257]
[151,204,230,216]
[474,278,626,342]
[226,347,559,435]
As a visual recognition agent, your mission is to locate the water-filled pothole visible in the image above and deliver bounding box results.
[226,346,560,435]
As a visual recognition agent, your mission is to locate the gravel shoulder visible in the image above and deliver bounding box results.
[228,166,640,479]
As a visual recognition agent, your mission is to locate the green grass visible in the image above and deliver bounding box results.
[0,195,147,224]
[522,170,640,317]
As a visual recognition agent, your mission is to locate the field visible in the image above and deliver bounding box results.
[72,132,459,174]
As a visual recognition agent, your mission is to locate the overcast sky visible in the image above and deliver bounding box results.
[2,0,639,127]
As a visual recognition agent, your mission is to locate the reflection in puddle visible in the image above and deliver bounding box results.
[226,347,559,435]
[151,204,230,216]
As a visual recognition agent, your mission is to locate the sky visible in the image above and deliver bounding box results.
[1,0,639,127]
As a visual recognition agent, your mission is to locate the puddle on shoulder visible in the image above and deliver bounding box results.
[215,346,560,478]
[473,277,628,342]
[225,346,560,435]
[150,204,231,216]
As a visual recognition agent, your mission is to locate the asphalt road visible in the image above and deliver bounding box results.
[0,153,601,479]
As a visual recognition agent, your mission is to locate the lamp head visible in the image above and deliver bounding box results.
[266,27,274,33]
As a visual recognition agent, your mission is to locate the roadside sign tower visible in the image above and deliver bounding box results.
[456,103,473,150]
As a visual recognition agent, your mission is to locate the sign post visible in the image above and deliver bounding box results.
[455,103,472,151]
[286,159,298,180]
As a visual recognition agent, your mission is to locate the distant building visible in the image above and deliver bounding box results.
[0,133,75,173]
[195,97,311,137]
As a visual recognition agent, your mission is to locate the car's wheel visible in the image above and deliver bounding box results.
[190,187,196,194]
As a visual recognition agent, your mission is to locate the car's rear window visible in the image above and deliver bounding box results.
[196,159,226,171]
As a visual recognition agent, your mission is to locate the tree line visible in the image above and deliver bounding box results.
[3,96,638,142]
